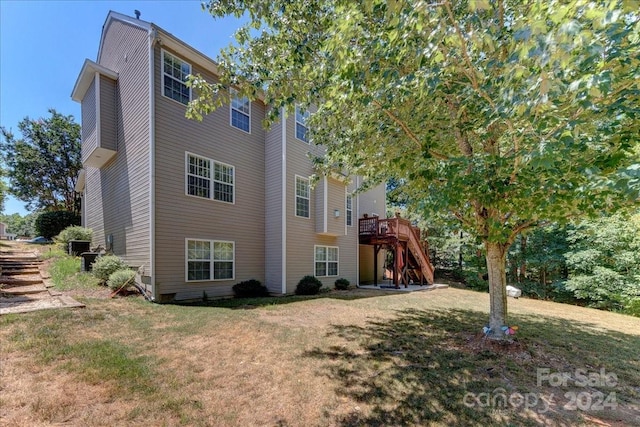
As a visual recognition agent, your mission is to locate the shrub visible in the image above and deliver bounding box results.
[295,275,323,295]
[624,297,640,318]
[232,279,269,298]
[463,271,489,292]
[106,269,136,292]
[334,278,351,290]
[55,226,93,247]
[35,211,81,239]
[92,255,128,284]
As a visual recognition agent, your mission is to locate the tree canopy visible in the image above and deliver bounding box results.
[1,109,82,215]
[190,0,639,337]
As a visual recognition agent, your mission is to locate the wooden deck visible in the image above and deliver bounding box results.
[359,216,435,288]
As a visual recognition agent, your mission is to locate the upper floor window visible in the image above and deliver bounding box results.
[346,194,353,227]
[186,239,235,281]
[295,176,310,218]
[230,89,250,132]
[162,50,191,105]
[315,245,338,277]
[186,153,234,203]
[295,106,310,143]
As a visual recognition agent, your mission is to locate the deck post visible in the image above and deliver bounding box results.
[373,244,380,286]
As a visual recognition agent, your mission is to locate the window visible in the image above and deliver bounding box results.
[230,89,250,132]
[315,246,338,277]
[346,194,353,227]
[186,239,234,281]
[187,154,210,199]
[186,153,234,203]
[295,176,310,218]
[295,106,310,142]
[163,51,191,105]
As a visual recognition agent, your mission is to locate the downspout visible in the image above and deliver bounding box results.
[281,108,287,294]
[149,28,158,301]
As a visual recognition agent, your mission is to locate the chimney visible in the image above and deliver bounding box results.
[134,10,141,19]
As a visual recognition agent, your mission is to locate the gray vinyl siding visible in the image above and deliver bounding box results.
[359,183,386,218]
[99,75,117,152]
[81,78,97,164]
[326,177,347,236]
[153,46,266,300]
[264,116,284,293]
[85,18,150,270]
[286,114,316,291]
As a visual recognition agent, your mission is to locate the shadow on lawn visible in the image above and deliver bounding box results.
[181,288,401,309]
[304,308,640,427]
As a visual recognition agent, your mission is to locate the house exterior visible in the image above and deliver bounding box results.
[71,11,386,302]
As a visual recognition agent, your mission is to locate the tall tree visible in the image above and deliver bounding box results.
[189,0,639,338]
[565,212,640,313]
[1,109,82,215]
[0,166,7,213]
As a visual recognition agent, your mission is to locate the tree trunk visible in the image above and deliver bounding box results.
[486,241,509,339]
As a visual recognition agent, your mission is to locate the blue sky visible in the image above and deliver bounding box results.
[1,0,244,216]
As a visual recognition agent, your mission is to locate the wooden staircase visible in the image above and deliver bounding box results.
[359,215,435,288]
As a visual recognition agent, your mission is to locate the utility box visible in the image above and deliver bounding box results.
[80,252,99,272]
[69,240,91,256]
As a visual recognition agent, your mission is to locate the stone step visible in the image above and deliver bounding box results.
[1,284,48,295]
[1,268,41,275]
[0,277,44,286]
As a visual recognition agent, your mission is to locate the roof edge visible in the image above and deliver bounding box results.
[71,59,118,103]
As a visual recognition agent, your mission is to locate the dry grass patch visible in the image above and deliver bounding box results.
[1,272,639,426]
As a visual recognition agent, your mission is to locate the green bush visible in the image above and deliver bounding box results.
[334,278,351,290]
[232,279,269,298]
[463,271,489,292]
[106,269,136,292]
[55,226,93,247]
[295,275,323,295]
[35,211,80,239]
[624,297,640,318]
[93,255,128,284]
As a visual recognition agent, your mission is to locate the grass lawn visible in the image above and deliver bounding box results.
[1,247,639,426]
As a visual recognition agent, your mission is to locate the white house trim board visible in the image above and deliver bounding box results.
[281,109,287,294]
[71,59,118,102]
[323,175,328,233]
[149,28,157,300]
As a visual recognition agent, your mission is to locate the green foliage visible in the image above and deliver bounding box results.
[35,211,80,239]
[232,279,269,298]
[106,269,136,292]
[624,297,640,317]
[0,165,7,213]
[564,213,640,312]
[0,109,82,214]
[334,278,351,290]
[92,255,128,284]
[55,226,93,247]
[193,0,639,331]
[49,253,101,291]
[295,275,323,295]
[0,212,36,237]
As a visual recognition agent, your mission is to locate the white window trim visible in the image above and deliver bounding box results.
[229,88,251,134]
[185,238,235,282]
[295,105,310,143]
[346,193,353,227]
[185,152,235,205]
[314,245,339,277]
[295,175,310,219]
[161,50,192,106]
